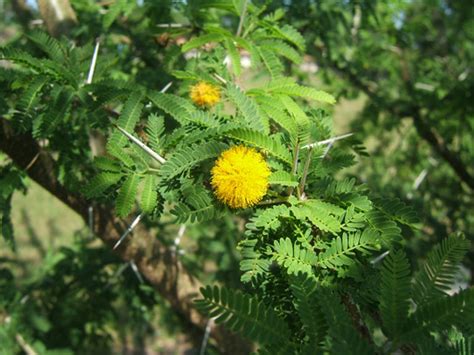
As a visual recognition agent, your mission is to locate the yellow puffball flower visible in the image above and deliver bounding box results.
[211,145,271,209]
[190,81,221,107]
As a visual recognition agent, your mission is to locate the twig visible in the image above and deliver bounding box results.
[113,213,143,250]
[341,293,373,344]
[86,39,100,84]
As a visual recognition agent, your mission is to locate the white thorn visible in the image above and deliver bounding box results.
[412,169,428,190]
[86,39,100,84]
[199,318,215,355]
[171,224,186,256]
[174,224,186,247]
[370,250,390,264]
[302,133,354,149]
[146,82,173,108]
[116,126,167,164]
[113,213,143,250]
[213,73,227,84]
[130,261,144,283]
[156,23,186,28]
[321,141,334,159]
[160,81,173,93]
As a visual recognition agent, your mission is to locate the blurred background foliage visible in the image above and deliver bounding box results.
[0,0,472,353]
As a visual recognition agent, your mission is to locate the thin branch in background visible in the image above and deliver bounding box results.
[236,0,249,37]
[113,213,143,250]
[86,39,100,84]
[199,318,215,355]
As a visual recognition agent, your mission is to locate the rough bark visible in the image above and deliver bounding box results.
[37,0,78,37]
[0,118,250,354]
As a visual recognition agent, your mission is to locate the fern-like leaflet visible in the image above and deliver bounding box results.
[379,249,411,339]
[195,286,293,348]
[412,233,470,304]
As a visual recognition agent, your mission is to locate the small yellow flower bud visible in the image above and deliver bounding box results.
[190,81,221,107]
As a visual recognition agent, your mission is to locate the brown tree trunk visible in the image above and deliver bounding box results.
[0,118,251,354]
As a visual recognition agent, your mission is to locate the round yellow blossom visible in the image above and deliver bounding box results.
[211,145,271,209]
[190,81,221,107]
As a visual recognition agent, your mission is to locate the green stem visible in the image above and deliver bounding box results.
[236,0,249,37]
[257,197,289,206]
[298,147,314,198]
[287,140,300,196]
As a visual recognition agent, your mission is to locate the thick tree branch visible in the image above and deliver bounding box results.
[0,118,249,354]
[324,59,474,190]
[411,110,474,190]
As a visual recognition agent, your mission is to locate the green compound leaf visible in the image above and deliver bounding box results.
[140,175,158,214]
[116,174,140,217]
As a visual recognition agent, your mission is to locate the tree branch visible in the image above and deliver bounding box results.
[341,293,373,345]
[325,59,474,190]
[0,118,250,354]
[411,109,474,190]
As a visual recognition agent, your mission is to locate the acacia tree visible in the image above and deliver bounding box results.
[1,0,473,353]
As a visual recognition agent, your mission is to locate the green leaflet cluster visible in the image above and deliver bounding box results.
[70,4,337,223]
[197,234,473,354]
[238,184,420,284]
